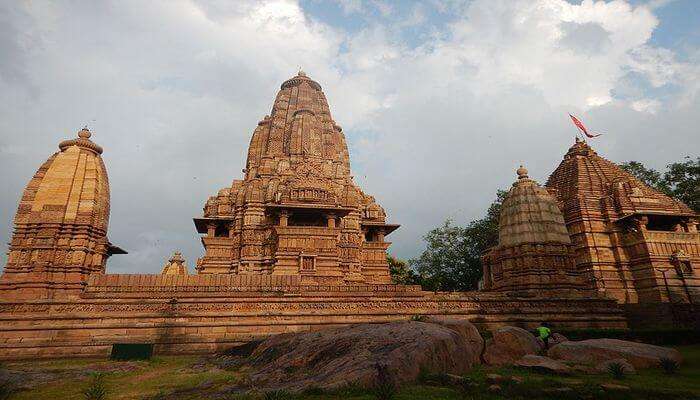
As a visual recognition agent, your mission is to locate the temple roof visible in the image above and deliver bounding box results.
[14,128,111,231]
[161,252,189,275]
[546,138,695,217]
[498,166,571,247]
[244,71,351,179]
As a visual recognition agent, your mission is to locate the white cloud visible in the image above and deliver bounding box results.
[631,98,661,113]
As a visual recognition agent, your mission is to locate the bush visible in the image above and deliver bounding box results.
[373,363,396,400]
[140,391,166,400]
[263,389,292,400]
[0,380,16,400]
[83,373,108,400]
[659,357,680,375]
[301,385,324,395]
[606,362,626,380]
[329,382,366,397]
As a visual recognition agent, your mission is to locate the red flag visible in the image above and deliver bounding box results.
[569,114,602,138]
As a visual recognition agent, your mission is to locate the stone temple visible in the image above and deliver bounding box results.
[194,71,396,283]
[483,138,699,326]
[2,71,696,360]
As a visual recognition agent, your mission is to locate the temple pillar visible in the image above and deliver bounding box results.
[326,213,336,228]
[279,211,289,227]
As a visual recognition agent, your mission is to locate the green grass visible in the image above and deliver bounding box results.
[2,346,699,399]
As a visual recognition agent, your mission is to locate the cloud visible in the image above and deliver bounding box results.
[0,0,698,273]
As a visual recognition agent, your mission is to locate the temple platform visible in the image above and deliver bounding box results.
[0,275,626,360]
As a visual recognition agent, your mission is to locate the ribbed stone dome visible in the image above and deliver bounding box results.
[2,128,123,299]
[498,166,571,247]
[14,127,110,232]
[161,252,188,275]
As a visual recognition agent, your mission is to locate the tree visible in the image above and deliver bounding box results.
[620,161,670,194]
[387,254,421,285]
[621,157,699,213]
[662,156,699,213]
[410,190,506,291]
[386,254,421,285]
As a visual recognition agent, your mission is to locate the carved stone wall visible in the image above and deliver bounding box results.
[0,280,626,360]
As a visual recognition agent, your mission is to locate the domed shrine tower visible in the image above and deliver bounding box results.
[194,72,399,283]
[546,138,699,307]
[482,166,588,295]
[161,252,188,275]
[0,128,125,300]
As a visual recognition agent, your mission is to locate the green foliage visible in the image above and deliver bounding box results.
[373,363,396,400]
[663,156,700,212]
[410,190,506,291]
[607,362,626,379]
[620,156,699,212]
[659,357,680,375]
[140,391,167,400]
[0,380,15,400]
[327,382,366,397]
[387,255,422,285]
[83,373,108,400]
[262,389,292,400]
[300,385,324,395]
[410,314,426,321]
[620,161,669,193]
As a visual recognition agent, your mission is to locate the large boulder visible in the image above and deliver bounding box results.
[549,333,568,346]
[514,355,572,375]
[483,326,543,366]
[422,316,484,357]
[547,339,682,369]
[247,321,481,390]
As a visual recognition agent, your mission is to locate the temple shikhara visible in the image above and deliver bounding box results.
[483,138,699,324]
[0,72,696,359]
[194,72,396,283]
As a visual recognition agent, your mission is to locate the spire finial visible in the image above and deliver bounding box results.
[297,68,306,77]
[78,126,91,139]
[516,165,529,179]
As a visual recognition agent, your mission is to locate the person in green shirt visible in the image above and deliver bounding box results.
[536,323,552,349]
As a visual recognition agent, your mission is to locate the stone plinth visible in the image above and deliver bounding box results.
[0,279,625,360]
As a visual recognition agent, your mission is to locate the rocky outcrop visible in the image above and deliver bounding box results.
[514,355,571,375]
[547,339,682,369]
[549,333,568,346]
[422,316,484,359]
[483,326,543,365]
[247,321,482,390]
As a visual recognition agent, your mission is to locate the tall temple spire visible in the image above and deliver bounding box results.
[1,128,124,300]
[195,73,398,282]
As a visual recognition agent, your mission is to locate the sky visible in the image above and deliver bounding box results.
[0,0,698,274]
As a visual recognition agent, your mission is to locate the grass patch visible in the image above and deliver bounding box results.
[4,345,700,399]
